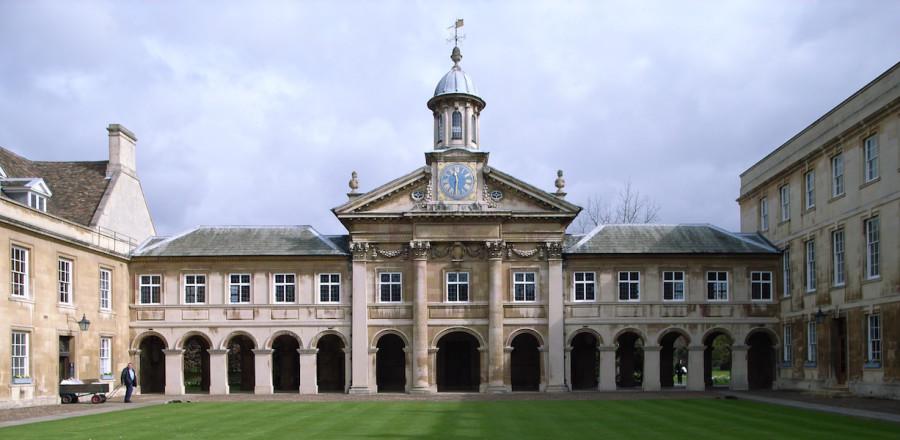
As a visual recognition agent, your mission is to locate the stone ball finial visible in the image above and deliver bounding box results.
[451,46,462,66]
[554,170,567,198]
[349,171,359,193]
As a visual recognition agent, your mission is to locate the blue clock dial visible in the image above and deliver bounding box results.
[439,164,476,200]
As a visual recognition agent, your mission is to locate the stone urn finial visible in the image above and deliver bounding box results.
[554,170,567,198]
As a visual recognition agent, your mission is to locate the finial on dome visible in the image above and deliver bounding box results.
[451,46,462,67]
[554,170,567,198]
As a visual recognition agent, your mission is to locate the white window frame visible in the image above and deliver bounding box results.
[58,257,73,304]
[228,273,251,304]
[806,321,817,365]
[867,314,881,365]
[573,271,596,302]
[865,217,879,279]
[662,271,685,302]
[783,325,793,365]
[273,273,297,304]
[805,240,816,293]
[99,268,112,311]
[377,272,402,303]
[11,245,29,297]
[617,271,640,302]
[832,229,845,287]
[513,271,537,302]
[779,185,790,221]
[782,248,791,298]
[446,271,469,303]
[750,271,772,302]
[804,170,815,209]
[831,154,844,197]
[706,271,729,302]
[864,135,878,182]
[318,273,341,303]
[99,337,112,376]
[11,331,29,379]
[139,274,162,305]
[27,192,46,212]
[184,274,207,304]
[759,197,769,231]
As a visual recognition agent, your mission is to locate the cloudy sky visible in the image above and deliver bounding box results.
[1,1,898,236]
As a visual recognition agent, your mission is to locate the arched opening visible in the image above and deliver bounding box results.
[471,114,477,143]
[182,335,210,393]
[451,111,462,140]
[226,335,255,393]
[436,331,480,392]
[272,335,300,392]
[747,331,776,390]
[659,331,689,388]
[138,335,166,393]
[510,333,540,391]
[616,332,644,388]
[437,114,445,143]
[703,331,733,388]
[376,334,406,392]
[316,334,346,393]
[569,332,598,390]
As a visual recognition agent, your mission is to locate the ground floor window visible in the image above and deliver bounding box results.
[782,325,792,365]
[12,331,29,379]
[867,314,881,366]
[100,337,112,376]
[806,321,816,365]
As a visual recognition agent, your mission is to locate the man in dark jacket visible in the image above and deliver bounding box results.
[120,362,137,403]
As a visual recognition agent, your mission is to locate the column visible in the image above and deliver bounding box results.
[546,242,567,392]
[298,348,318,394]
[598,346,617,391]
[643,346,661,391]
[163,349,184,395]
[252,349,273,394]
[687,345,705,391]
[349,242,372,394]
[129,349,141,395]
[731,344,749,390]
[208,349,229,395]
[410,241,431,393]
[486,241,507,393]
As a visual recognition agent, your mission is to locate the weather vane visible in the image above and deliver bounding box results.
[447,18,465,47]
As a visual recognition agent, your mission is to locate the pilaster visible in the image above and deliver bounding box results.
[642,346,662,391]
[298,348,318,394]
[687,345,705,391]
[252,349,274,395]
[731,344,750,390]
[598,346,617,391]
[207,349,229,395]
[162,349,184,396]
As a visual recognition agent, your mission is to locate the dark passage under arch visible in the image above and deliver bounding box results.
[436,332,480,392]
[272,335,300,392]
[139,335,166,394]
[510,333,540,391]
[183,335,210,393]
[317,334,346,393]
[376,334,406,392]
[570,332,598,390]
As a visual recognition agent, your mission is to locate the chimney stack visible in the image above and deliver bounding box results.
[106,124,137,177]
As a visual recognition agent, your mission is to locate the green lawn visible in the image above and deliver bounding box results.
[2,399,897,439]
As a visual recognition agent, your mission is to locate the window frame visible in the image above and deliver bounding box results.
[451,110,463,140]
[750,271,773,302]
[662,271,686,302]
[446,271,470,303]
[99,268,112,311]
[783,324,793,365]
[377,272,402,303]
[782,247,791,298]
[617,271,640,302]
[779,184,791,222]
[317,273,341,304]
[58,257,73,304]
[99,336,112,376]
[138,274,162,305]
[831,153,844,197]
[805,240,816,293]
[759,197,769,231]
[27,192,47,212]
[806,321,817,365]
[273,273,297,304]
[865,217,880,279]
[512,271,537,303]
[706,271,729,302]
[436,114,444,143]
[228,273,252,304]
[867,314,881,366]
[804,170,815,209]
[832,229,845,287]
[11,331,29,379]
[864,135,879,182]
[10,245,29,298]
[572,271,596,302]
[184,273,207,304]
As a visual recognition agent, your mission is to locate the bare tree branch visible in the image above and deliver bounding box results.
[571,180,660,233]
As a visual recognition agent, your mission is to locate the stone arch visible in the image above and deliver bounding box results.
[132,331,169,350]
[615,328,645,388]
[613,327,647,345]
[703,327,735,388]
[310,330,349,350]
[509,331,542,392]
[176,331,213,350]
[265,330,303,350]
[567,328,603,347]
[181,332,212,393]
[744,327,779,347]
[656,327,692,346]
[657,327,691,388]
[431,326,485,349]
[435,329,482,392]
[507,328,545,348]
[371,328,410,349]
[702,327,735,345]
[374,331,408,393]
[220,330,259,350]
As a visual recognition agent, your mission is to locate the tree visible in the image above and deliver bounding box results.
[571,180,661,233]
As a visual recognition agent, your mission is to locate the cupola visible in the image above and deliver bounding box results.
[427,45,485,150]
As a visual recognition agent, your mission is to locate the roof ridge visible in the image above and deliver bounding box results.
[704,224,775,252]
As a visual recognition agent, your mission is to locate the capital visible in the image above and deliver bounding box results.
[485,240,505,260]
[350,241,369,261]
[410,240,431,260]
[544,241,563,260]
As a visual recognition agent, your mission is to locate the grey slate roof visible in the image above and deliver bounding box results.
[565,224,779,255]
[132,226,348,257]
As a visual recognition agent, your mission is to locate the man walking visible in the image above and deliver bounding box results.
[120,362,137,403]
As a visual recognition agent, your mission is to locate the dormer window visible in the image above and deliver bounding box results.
[451,111,462,140]
[28,193,47,212]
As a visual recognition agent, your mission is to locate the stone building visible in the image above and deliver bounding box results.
[0,125,155,408]
[739,61,900,399]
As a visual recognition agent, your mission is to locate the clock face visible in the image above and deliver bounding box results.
[439,163,476,200]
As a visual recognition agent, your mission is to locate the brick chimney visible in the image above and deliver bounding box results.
[106,124,137,177]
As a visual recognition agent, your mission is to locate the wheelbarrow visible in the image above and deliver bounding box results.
[59,381,111,404]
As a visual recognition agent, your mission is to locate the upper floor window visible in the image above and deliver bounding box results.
[805,239,816,292]
[662,271,685,301]
[804,170,815,209]
[27,193,47,212]
[99,337,112,376]
[58,258,73,304]
[99,268,112,311]
[831,154,844,197]
[864,135,878,182]
[378,272,402,303]
[806,321,817,365]
[513,272,536,302]
[832,230,845,286]
[783,325,793,365]
[750,271,772,301]
[759,197,769,231]
[184,274,207,304]
[865,217,879,279]
[573,272,595,302]
[782,248,791,298]
[706,271,728,301]
[274,273,296,303]
[11,331,29,379]
[779,185,790,221]
[451,111,463,140]
[139,275,161,304]
[617,271,640,301]
[867,314,881,365]
[229,274,251,303]
[10,246,28,297]
[446,272,469,302]
[318,273,341,303]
